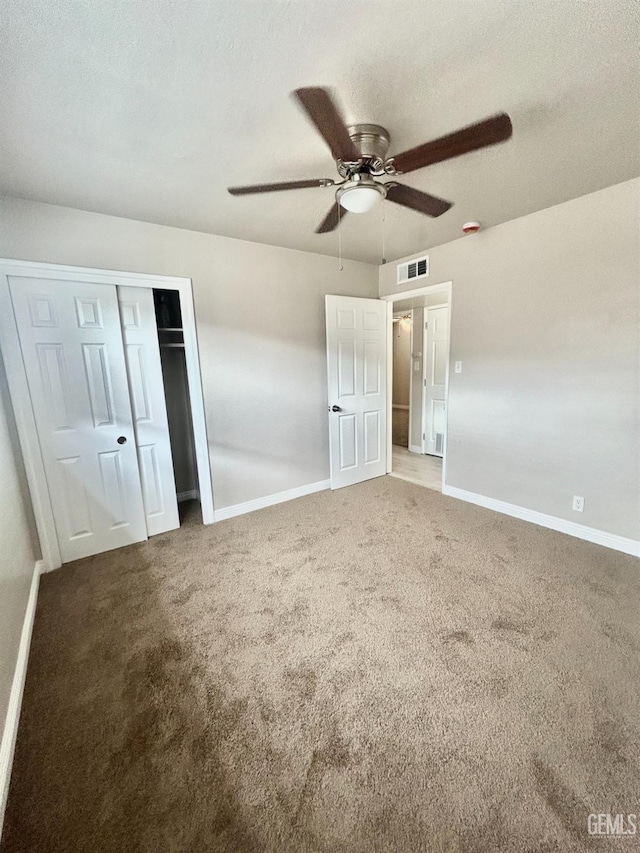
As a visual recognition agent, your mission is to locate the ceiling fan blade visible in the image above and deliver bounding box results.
[316,202,347,234]
[391,113,513,174]
[386,183,453,217]
[293,87,360,162]
[228,178,334,196]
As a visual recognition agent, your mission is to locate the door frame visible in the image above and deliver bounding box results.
[0,258,215,570]
[421,302,450,455]
[380,281,453,489]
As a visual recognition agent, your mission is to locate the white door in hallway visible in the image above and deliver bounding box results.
[117,287,180,536]
[10,276,148,562]
[423,304,449,457]
[325,295,387,489]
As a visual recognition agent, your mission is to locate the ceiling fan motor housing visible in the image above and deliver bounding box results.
[338,124,391,176]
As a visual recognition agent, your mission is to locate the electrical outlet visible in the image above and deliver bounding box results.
[572,495,584,512]
[454,361,462,374]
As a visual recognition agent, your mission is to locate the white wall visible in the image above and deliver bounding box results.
[392,318,411,407]
[381,178,640,541]
[0,197,379,510]
[0,350,38,787]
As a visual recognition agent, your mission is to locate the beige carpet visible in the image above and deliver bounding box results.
[3,477,639,853]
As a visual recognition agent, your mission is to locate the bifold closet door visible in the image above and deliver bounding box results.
[117,287,180,536]
[9,277,148,562]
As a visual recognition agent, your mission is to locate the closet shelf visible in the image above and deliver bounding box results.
[158,327,183,332]
[160,343,185,349]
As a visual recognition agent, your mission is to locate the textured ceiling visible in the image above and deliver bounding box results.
[1,0,638,264]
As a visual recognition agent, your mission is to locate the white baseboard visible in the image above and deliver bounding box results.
[392,404,410,410]
[0,560,42,837]
[214,479,331,522]
[409,444,423,455]
[177,489,199,503]
[442,485,640,557]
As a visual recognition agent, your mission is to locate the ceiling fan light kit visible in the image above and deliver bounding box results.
[228,86,513,235]
[337,174,387,212]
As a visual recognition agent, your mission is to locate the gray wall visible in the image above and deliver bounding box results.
[392,318,411,407]
[0,196,379,510]
[381,178,640,540]
[0,351,38,777]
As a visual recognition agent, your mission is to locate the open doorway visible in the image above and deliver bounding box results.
[391,311,412,448]
[383,281,452,493]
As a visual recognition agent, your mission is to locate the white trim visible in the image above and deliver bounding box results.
[381,281,451,302]
[0,273,61,568]
[421,312,427,454]
[0,258,190,284]
[214,479,330,522]
[0,258,215,568]
[386,301,393,473]
[442,295,453,489]
[409,444,423,455]
[175,284,214,526]
[442,486,640,557]
[407,309,415,448]
[177,489,199,503]
[392,404,409,411]
[37,552,55,573]
[0,560,42,837]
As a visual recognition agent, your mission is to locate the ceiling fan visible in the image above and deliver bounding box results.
[228,87,513,234]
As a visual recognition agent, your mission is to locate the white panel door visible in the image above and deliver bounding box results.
[423,304,449,457]
[117,287,180,536]
[9,276,147,562]
[325,295,387,489]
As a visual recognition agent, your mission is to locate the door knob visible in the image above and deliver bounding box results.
[117,436,127,445]
[331,405,342,412]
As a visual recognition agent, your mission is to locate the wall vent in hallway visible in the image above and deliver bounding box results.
[397,255,429,285]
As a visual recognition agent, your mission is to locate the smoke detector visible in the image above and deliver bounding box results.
[462,221,481,234]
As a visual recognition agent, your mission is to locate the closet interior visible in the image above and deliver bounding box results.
[153,289,199,506]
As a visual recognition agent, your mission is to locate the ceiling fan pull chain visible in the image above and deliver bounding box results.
[338,204,343,271]
[381,199,386,265]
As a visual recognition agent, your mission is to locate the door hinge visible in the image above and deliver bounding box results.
[424,379,427,387]
[423,433,426,440]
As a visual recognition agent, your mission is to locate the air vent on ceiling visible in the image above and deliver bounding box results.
[397,255,429,285]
